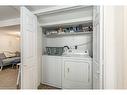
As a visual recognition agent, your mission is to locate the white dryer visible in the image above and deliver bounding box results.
[62,50,92,89]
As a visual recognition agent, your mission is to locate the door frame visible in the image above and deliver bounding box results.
[20,6,126,89]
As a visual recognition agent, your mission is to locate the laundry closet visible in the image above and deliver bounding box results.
[21,6,103,89]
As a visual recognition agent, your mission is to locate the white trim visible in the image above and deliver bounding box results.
[33,6,90,15]
[0,18,20,27]
[20,7,23,89]
[99,6,104,89]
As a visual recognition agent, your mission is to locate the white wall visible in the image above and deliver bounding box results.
[38,6,93,26]
[40,6,93,57]
[43,34,93,57]
[0,33,20,53]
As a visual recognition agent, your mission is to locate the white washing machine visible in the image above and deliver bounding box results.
[62,50,92,89]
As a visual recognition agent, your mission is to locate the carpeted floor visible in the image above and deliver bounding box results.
[38,83,61,89]
[0,66,60,89]
[0,66,18,89]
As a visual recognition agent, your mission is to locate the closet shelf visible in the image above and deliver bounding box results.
[45,31,92,38]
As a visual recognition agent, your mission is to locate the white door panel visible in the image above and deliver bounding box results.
[21,7,38,89]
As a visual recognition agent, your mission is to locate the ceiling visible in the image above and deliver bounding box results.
[0,6,59,21]
[0,25,20,36]
[26,5,90,16]
[0,6,85,21]
[0,6,20,21]
[26,5,57,12]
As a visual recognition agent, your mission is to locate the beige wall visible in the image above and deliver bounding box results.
[0,33,20,53]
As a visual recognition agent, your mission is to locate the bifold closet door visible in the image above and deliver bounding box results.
[21,7,38,89]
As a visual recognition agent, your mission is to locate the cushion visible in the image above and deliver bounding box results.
[2,57,20,64]
[0,53,6,59]
[15,51,20,57]
[4,51,16,58]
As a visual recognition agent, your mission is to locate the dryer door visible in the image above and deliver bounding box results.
[62,59,92,89]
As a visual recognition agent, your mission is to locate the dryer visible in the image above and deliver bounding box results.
[62,50,92,89]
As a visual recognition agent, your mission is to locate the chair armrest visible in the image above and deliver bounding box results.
[0,58,3,66]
